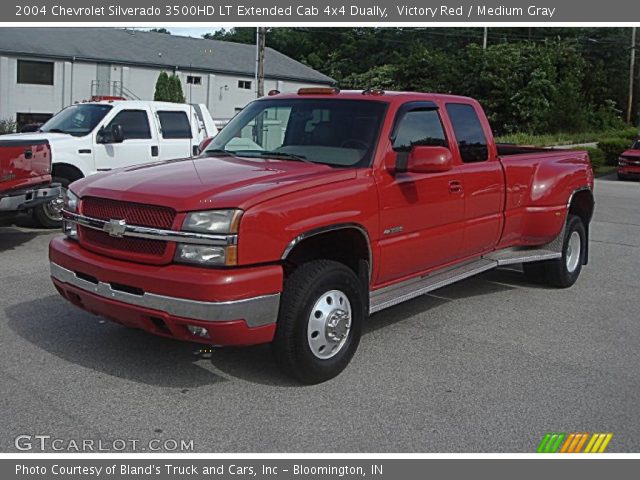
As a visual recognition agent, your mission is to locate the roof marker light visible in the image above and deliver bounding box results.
[297,87,340,95]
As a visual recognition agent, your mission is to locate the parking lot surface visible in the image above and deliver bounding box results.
[1,176,638,452]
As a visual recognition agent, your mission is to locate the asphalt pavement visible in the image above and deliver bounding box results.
[1,175,638,452]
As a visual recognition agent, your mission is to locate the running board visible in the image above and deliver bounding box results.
[369,246,562,314]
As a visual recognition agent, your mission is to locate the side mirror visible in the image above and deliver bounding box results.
[397,146,453,174]
[110,124,124,144]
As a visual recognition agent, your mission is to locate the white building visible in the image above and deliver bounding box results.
[0,28,334,129]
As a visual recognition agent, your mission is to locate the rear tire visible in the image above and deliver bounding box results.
[523,214,586,288]
[33,176,68,228]
[272,260,364,384]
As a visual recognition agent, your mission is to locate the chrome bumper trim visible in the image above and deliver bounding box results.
[0,185,61,211]
[50,262,279,328]
[62,210,237,246]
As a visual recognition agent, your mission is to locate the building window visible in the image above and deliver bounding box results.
[238,80,252,90]
[157,111,192,139]
[16,112,53,132]
[187,75,202,85]
[17,60,54,85]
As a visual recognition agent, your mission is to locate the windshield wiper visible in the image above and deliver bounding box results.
[247,150,312,163]
[43,128,70,134]
[202,149,237,157]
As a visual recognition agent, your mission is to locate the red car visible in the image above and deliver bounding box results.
[1,139,61,222]
[49,89,594,383]
[617,139,640,180]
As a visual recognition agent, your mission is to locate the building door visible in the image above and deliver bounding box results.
[96,64,111,96]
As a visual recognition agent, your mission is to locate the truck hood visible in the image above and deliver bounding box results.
[71,155,356,211]
[0,132,83,146]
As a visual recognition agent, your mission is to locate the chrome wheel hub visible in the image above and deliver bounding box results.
[307,290,352,360]
[566,231,581,273]
[43,187,65,221]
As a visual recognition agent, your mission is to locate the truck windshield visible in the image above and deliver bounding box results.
[206,98,387,167]
[40,104,113,136]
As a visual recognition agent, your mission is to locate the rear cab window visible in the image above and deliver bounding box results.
[158,111,192,139]
[445,103,488,163]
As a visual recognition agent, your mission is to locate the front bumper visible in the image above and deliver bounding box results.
[0,183,60,212]
[618,165,640,176]
[49,236,283,346]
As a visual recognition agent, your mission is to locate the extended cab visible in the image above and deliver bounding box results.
[49,90,595,383]
[617,139,640,180]
[0,100,217,227]
[0,138,60,220]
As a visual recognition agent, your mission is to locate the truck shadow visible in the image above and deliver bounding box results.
[0,226,39,252]
[5,268,543,389]
[5,295,228,388]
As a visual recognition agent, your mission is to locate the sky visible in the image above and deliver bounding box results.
[141,27,225,38]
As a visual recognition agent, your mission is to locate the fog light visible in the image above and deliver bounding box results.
[186,325,209,338]
[63,220,78,240]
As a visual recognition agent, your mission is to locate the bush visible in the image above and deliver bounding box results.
[0,118,16,134]
[583,147,605,172]
[598,138,632,165]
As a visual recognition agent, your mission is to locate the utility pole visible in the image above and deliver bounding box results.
[627,26,636,124]
[256,27,266,98]
[483,27,488,50]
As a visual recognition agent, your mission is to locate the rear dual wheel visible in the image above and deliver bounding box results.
[523,214,586,288]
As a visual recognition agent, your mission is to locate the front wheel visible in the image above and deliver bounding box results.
[523,214,586,288]
[33,176,68,228]
[272,260,365,384]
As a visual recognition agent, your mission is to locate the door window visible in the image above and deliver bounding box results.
[392,109,447,151]
[158,111,192,139]
[107,110,151,140]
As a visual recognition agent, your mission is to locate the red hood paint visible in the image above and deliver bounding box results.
[71,155,356,211]
[621,149,640,159]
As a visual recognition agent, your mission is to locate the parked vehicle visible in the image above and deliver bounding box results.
[0,101,217,227]
[49,89,594,383]
[0,138,60,221]
[617,139,640,180]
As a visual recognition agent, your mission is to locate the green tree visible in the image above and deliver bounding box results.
[150,28,171,34]
[154,71,171,101]
[169,75,185,103]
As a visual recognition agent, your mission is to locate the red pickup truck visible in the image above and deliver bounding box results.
[1,139,61,222]
[617,139,640,180]
[49,89,594,383]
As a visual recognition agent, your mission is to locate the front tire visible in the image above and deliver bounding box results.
[523,214,586,288]
[273,260,365,384]
[33,176,68,228]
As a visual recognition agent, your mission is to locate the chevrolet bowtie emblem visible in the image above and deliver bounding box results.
[103,219,127,237]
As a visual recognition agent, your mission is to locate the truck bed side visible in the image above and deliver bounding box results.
[497,147,593,248]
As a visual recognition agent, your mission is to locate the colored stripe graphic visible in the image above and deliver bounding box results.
[538,433,612,453]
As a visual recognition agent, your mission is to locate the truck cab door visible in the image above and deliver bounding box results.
[375,103,465,284]
[155,108,197,160]
[94,108,156,171]
[445,102,503,258]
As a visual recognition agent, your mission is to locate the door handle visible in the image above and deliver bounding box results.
[151,146,159,157]
[449,180,463,194]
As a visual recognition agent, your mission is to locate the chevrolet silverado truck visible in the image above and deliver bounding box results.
[0,138,60,221]
[617,139,640,180]
[1,100,217,227]
[49,89,595,383]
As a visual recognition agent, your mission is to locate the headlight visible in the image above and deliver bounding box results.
[182,209,242,234]
[64,189,79,213]
[62,190,79,240]
[618,158,628,166]
[177,209,242,266]
[175,244,237,266]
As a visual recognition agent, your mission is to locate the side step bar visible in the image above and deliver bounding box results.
[369,246,561,314]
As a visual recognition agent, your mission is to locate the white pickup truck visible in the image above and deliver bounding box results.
[0,100,217,227]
